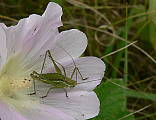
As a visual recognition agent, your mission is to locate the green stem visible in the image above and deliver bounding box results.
[124,3,128,84]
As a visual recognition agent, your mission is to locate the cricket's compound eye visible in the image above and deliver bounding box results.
[30,74,34,78]
[32,71,39,76]
[30,71,40,79]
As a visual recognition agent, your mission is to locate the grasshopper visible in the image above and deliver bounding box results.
[29,50,88,98]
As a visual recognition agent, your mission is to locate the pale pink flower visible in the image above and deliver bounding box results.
[0,2,105,120]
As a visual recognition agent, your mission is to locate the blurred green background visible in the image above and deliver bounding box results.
[1,0,156,120]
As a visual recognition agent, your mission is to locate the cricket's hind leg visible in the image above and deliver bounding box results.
[70,67,89,81]
[76,67,89,80]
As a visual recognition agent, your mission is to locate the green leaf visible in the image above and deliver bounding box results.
[90,79,135,120]
[126,89,156,101]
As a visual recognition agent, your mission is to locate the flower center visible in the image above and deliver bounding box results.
[0,56,33,100]
[0,75,32,98]
[10,78,32,89]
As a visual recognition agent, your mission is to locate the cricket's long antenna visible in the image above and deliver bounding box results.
[58,45,77,68]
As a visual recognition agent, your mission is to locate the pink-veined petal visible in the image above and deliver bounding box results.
[45,57,105,91]
[42,2,63,27]
[0,24,7,70]
[5,2,62,58]
[0,101,27,120]
[49,29,88,64]
[2,2,63,73]
[40,91,100,120]
[39,29,88,74]
[65,57,105,91]
[17,103,75,120]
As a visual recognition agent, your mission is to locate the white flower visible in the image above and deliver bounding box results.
[0,2,105,120]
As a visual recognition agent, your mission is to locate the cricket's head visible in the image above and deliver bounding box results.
[30,71,40,80]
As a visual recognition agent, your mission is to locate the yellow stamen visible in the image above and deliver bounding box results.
[9,78,32,89]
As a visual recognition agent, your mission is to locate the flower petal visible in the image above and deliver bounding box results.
[22,2,63,58]
[31,30,89,92]
[5,15,42,58]
[17,103,75,120]
[0,101,27,120]
[50,29,88,64]
[41,91,100,120]
[5,2,62,57]
[3,2,63,73]
[42,2,63,27]
[0,24,7,70]
[65,57,105,91]
[45,57,105,91]
[20,2,63,72]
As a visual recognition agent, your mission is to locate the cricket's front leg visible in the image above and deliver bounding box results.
[63,88,68,98]
[40,86,54,98]
[28,92,36,95]
[40,87,69,98]
[25,79,37,95]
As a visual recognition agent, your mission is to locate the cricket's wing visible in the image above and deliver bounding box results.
[40,73,64,81]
